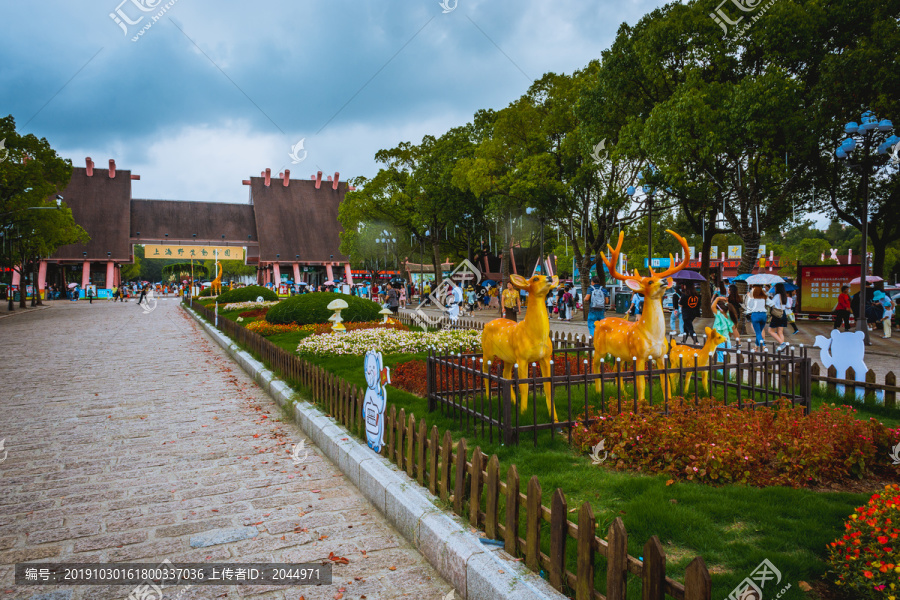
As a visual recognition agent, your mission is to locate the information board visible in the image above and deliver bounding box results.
[798,264,861,314]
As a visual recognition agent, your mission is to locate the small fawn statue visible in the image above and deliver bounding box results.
[593,229,690,400]
[481,274,560,422]
[667,327,728,395]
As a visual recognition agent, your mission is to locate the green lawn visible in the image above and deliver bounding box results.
[191,305,895,598]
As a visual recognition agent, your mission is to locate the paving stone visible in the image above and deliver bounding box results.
[0,302,449,599]
[189,526,259,548]
[25,591,73,600]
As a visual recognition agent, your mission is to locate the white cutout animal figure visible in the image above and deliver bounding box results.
[814,329,876,402]
[363,350,390,452]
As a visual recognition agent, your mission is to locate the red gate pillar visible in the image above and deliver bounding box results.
[325,264,334,282]
[293,263,301,283]
[82,261,90,288]
[38,260,48,296]
[106,261,115,291]
[344,263,353,285]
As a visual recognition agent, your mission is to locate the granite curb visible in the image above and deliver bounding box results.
[184,305,566,600]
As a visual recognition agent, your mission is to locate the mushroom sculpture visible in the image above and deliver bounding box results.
[327,298,349,332]
[378,307,393,324]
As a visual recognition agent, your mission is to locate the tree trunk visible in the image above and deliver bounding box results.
[737,232,760,275]
[871,234,887,278]
[431,237,441,291]
[18,267,27,309]
[32,259,42,306]
[500,232,511,318]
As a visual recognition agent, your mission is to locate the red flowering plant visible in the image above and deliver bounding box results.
[572,399,900,488]
[389,355,606,398]
[238,307,270,319]
[828,484,900,599]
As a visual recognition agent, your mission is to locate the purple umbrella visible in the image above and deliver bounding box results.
[670,270,706,281]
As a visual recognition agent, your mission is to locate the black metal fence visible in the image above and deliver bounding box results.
[427,344,812,446]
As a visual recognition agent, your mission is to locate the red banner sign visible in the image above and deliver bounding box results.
[799,264,861,314]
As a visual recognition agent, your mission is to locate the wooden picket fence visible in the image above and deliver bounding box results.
[186,301,712,600]
[810,363,899,407]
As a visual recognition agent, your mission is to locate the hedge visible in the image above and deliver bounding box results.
[265,292,382,325]
[215,285,278,304]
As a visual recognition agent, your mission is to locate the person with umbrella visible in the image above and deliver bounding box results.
[670,282,683,335]
[767,282,789,352]
[679,282,701,344]
[785,288,801,335]
[745,284,769,350]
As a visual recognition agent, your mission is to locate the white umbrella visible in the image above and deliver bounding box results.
[67,282,79,289]
[849,275,883,284]
[745,274,785,285]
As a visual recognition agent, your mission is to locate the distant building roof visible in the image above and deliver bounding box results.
[248,176,348,263]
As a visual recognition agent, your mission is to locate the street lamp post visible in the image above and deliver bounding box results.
[627,166,658,267]
[420,230,430,301]
[626,185,656,265]
[525,208,546,275]
[835,110,898,345]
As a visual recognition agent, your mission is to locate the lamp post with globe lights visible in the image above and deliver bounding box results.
[525,207,546,275]
[626,166,658,266]
[835,110,898,345]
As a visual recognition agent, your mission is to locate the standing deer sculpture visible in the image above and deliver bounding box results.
[211,260,223,296]
[482,274,560,422]
[592,229,690,400]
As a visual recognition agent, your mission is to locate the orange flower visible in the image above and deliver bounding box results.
[864,570,873,578]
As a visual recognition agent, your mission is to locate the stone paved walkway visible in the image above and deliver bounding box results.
[0,300,450,600]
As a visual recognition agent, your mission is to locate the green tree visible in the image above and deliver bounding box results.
[0,115,88,308]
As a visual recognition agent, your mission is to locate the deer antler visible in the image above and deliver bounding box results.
[600,231,631,283]
[653,230,690,279]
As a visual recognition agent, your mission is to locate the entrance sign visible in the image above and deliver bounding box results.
[144,245,244,260]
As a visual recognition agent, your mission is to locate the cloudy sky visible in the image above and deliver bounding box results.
[2,0,674,203]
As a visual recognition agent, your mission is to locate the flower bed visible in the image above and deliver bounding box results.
[391,355,598,397]
[222,300,279,312]
[572,400,900,488]
[246,321,304,336]
[239,308,270,319]
[298,319,409,335]
[295,328,481,357]
[828,484,900,598]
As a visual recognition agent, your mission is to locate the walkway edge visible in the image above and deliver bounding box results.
[184,306,566,600]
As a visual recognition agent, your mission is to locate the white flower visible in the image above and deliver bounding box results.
[221,301,280,312]
[296,328,482,357]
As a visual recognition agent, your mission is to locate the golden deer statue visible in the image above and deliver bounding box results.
[667,326,727,396]
[592,229,690,400]
[211,261,223,296]
[482,274,560,422]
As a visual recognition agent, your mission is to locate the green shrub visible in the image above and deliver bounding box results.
[215,285,278,304]
[198,286,215,297]
[266,292,382,325]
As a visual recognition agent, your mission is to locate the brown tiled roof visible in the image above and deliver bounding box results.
[52,167,132,261]
[249,177,348,263]
[130,199,257,244]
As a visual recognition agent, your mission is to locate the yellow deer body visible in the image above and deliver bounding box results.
[592,230,690,400]
[482,274,559,422]
[211,261,223,296]
[667,327,727,395]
